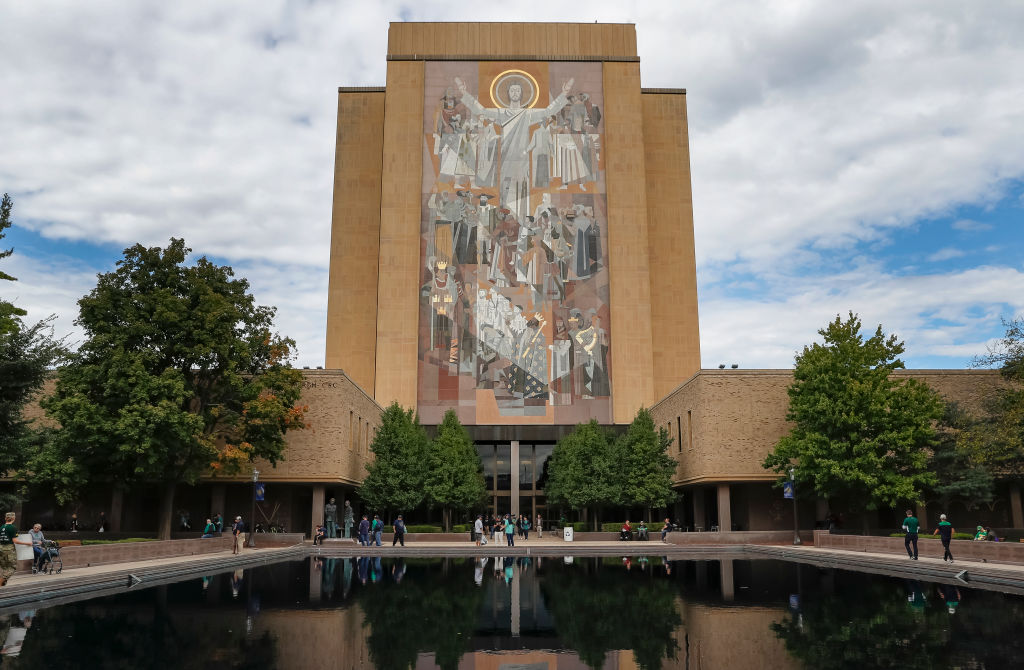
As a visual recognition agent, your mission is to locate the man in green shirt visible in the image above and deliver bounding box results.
[902,509,920,560]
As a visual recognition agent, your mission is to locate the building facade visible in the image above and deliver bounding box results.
[325,22,700,522]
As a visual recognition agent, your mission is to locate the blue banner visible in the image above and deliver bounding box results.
[255,483,265,501]
[783,481,795,499]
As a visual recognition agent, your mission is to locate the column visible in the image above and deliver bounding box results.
[716,483,731,532]
[816,497,828,527]
[692,488,706,531]
[510,440,520,517]
[720,559,734,602]
[110,488,124,532]
[1011,485,1024,529]
[312,484,325,537]
[511,562,520,637]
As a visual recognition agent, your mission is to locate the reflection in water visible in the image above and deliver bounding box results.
[772,568,1024,669]
[2,557,1023,669]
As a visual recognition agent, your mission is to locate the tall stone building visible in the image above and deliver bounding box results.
[325,22,700,522]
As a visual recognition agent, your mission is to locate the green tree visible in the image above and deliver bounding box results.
[960,317,1024,477]
[38,238,307,538]
[0,193,67,510]
[924,402,995,512]
[546,419,621,530]
[620,408,676,521]
[359,402,428,520]
[424,410,486,531]
[763,313,942,530]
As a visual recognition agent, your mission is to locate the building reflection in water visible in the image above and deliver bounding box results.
[7,556,1024,669]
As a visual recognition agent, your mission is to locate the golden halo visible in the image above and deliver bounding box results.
[489,69,540,109]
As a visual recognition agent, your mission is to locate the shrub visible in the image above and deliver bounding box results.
[404,525,442,534]
[571,522,587,532]
[451,524,470,533]
[600,521,665,532]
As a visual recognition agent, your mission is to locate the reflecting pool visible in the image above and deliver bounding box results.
[1,555,1023,669]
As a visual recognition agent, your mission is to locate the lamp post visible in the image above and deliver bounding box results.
[249,469,260,548]
[789,467,802,546]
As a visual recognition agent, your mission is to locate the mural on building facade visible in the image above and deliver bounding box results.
[419,62,611,424]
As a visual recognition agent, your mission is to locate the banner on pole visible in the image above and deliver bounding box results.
[783,481,795,499]
[255,483,265,501]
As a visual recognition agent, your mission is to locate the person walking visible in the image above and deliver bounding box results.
[232,516,246,555]
[392,515,407,547]
[505,515,515,547]
[933,514,955,563]
[0,513,31,586]
[902,509,919,560]
[371,515,383,546]
[358,514,370,546]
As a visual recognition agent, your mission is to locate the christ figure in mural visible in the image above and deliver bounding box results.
[453,75,574,221]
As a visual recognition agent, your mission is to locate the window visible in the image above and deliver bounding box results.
[519,443,535,491]
[677,417,682,453]
[496,444,511,491]
[478,445,496,490]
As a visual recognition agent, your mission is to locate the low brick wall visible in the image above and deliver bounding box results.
[814,530,1024,564]
[18,537,233,572]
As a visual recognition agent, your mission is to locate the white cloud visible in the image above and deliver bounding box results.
[2,1,1023,372]
[927,247,965,262]
[699,265,1024,369]
[952,219,993,232]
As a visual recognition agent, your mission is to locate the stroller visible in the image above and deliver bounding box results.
[33,539,62,575]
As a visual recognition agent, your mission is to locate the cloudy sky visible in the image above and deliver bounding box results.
[1,1,1022,371]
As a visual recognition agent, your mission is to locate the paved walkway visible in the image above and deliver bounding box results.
[4,539,1024,611]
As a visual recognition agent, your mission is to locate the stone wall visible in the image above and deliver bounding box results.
[651,369,1012,485]
[814,529,1024,564]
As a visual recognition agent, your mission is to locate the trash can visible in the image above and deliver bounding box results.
[563,526,574,542]
[15,534,33,561]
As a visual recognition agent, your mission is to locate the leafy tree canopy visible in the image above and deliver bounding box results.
[424,410,487,530]
[36,238,306,535]
[621,408,676,511]
[359,402,428,518]
[763,312,942,513]
[960,317,1024,477]
[925,402,994,510]
[545,419,621,515]
[0,193,67,510]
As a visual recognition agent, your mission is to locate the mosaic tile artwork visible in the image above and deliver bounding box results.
[418,62,611,424]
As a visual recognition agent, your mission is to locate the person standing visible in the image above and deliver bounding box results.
[358,515,370,547]
[522,515,530,541]
[536,513,543,538]
[474,515,484,546]
[324,497,338,539]
[392,515,407,547]
[505,515,515,547]
[214,512,224,534]
[232,515,246,555]
[933,514,955,563]
[371,515,383,547]
[902,509,919,560]
[343,501,355,539]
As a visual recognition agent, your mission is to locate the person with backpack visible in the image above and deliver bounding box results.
[392,515,406,547]
[504,515,516,547]
[522,514,531,540]
[371,515,383,546]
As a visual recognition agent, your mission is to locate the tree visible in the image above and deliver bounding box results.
[38,238,307,539]
[545,420,620,530]
[960,317,1024,477]
[424,410,486,531]
[924,402,995,512]
[763,313,942,530]
[0,193,66,510]
[620,408,676,521]
[359,402,428,520]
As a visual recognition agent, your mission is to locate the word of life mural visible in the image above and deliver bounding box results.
[419,62,611,424]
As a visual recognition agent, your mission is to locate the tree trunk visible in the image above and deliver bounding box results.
[443,507,451,532]
[594,506,601,532]
[157,482,175,540]
[862,514,871,536]
[646,507,652,524]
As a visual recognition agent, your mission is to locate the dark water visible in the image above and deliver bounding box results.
[1,555,1022,669]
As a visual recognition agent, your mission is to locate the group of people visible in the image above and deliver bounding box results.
[473,513,539,547]
[903,510,1004,563]
[349,514,403,547]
